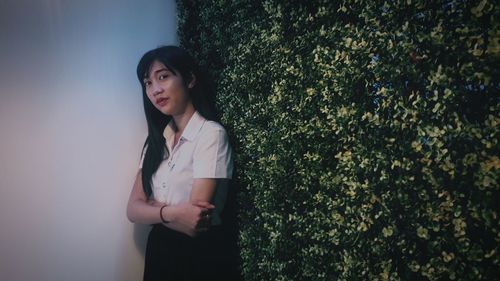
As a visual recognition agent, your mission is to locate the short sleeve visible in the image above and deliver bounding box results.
[193,127,233,179]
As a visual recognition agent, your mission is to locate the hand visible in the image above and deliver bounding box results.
[193,201,215,232]
[167,201,215,237]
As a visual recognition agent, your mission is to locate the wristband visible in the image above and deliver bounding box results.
[160,205,170,223]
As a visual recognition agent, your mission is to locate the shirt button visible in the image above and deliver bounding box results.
[162,182,167,188]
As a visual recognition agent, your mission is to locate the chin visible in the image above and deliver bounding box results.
[155,106,172,116]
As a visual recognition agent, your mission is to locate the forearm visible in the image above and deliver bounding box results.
[126,199,176,225]
[190,178,217,203]
[126,172,213,236]
[126,171,177,225]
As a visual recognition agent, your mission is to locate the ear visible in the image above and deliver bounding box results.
[187,72,196,89]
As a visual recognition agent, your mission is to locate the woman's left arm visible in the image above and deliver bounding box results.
[191,125,232,204]
[190,179,217,203]
[190,125,233,226]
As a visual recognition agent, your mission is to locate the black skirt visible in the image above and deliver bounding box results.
[143,224,241,281]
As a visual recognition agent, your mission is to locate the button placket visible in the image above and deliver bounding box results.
[167,137,185,171]
[160,137,185,203]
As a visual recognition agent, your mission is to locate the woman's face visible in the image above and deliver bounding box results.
[143,60,193,117]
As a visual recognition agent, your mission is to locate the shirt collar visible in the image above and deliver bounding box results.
[163,111,206,142]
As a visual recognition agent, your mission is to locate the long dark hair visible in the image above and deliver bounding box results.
[136,46,219,197]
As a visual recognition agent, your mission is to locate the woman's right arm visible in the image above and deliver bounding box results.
[126,170,214,236]
[127,170,166,224]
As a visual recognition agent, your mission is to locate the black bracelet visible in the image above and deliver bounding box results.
[160,205,170,223]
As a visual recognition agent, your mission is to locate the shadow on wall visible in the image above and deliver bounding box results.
[133,224,151,257]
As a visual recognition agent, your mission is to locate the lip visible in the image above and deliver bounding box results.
[156,97,168,107]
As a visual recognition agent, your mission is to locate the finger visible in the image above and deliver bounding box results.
[201,209,215,219]
[193,201,215,209]
[197,213,211,225]
[196,204,215,211]
[204,212,212,220]
[198,211,211,219]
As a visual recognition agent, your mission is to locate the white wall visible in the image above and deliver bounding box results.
[0,1,177,280]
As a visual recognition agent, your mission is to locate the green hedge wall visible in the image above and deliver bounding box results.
[177,1,499,280]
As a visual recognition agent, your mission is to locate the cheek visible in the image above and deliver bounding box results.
[145,93,158,109]
[173,83,190,101]
[145,89,154,101]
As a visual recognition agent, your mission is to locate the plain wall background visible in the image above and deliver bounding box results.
[0,0,177,280]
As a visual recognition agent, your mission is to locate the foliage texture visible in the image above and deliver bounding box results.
[177,0,499,280]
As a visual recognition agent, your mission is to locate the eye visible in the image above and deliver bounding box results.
[159,74,169,80]
[143,80,152,87]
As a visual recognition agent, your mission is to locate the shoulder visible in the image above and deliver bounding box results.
[194,120,230,148]
[200,120,227,135]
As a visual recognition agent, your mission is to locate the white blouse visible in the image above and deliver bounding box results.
[140,111,233,225]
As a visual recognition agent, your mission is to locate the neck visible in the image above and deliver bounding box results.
[171,105,195,134]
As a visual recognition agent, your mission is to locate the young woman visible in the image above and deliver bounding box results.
[126,46,237,280]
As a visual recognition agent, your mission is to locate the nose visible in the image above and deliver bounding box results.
[150,81,163,96]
